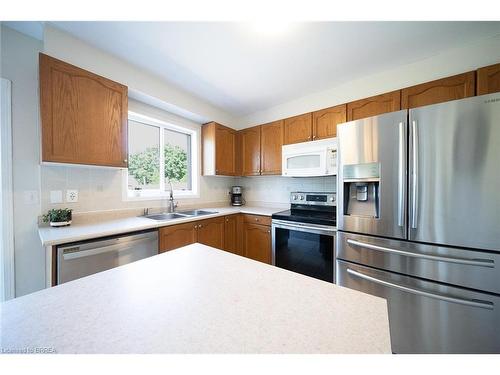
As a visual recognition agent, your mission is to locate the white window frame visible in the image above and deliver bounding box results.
[123,111,199,201]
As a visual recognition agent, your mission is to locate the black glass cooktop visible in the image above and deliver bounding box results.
[272,207,336,227]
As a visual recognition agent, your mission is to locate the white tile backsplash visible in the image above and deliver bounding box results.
[41,165,235,213]
[41,165,336,213]
[236,175,336,204]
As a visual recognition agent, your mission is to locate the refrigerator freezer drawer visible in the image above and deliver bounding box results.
[336,231,500,294]
[336,260,500,353]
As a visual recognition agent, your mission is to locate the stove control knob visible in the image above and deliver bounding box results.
[299,195,304,200]
[330,197,335,202]
[292,195,297,200]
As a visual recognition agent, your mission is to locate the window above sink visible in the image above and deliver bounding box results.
[123,111,199,201]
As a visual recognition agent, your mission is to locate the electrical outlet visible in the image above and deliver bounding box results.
[23,190,39,205]
[50,190,63,204]
[66,189,78,203]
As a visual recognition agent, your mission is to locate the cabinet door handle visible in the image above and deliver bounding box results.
[123,159,128,163]
[198,224,203,228]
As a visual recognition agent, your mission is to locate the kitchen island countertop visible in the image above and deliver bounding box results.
[1,244,390,354]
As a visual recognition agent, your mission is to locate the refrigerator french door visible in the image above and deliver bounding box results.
[336,93,500,353]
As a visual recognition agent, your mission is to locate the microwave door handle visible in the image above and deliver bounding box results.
[346,268,494,310]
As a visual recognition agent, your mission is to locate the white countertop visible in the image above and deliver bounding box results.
[1,244,391,353]
[38,206,284,246]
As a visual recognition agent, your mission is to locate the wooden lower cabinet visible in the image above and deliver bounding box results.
[243,222,272,264]
[159,222,197,253]
[197,217,224,249]
[159,214,272,264]
[223,215,238,254]
[159,217,224,253]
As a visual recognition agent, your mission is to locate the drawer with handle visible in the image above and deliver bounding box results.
[242,214,271,226]
[336,231,500,294]
[336,259,500,353]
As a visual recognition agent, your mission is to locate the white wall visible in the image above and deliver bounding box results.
[238,33,500,128]
[1,26,44,297]
[43,25,237,128]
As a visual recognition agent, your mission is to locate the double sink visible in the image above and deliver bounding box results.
[144,209,218,221]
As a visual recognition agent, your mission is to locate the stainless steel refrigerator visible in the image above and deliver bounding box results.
[336,93,500,354]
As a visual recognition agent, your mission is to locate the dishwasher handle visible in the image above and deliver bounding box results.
[61,232,157,260]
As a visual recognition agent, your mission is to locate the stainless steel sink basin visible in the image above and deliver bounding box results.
[143,210,218,221]
[177,210,218,216]
[144,213,189,221]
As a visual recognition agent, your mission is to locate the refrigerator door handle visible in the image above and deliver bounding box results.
[346,238,495,268]
[346,268,494,310]
[398,121,405,227]
[411,120,419,229]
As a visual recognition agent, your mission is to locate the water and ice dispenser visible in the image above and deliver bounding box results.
[343,162,380,218]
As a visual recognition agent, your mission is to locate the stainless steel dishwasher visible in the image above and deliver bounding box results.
[57,230,158,284]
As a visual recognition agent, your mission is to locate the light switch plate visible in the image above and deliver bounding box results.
[66,189,78,203]
[50,190,63,204]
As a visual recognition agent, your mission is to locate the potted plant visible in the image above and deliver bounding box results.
[42,208,73,227]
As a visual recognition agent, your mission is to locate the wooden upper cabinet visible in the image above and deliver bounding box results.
[197,217,225,249]
[235,131,243,176]
[312,104,346,140]
[347,91,401,121]
[283,113,312,144]
[241,126,261,176]
[159,222,197,253]
[402,72,476,109]
[202,122,236,176]
[477,63,500,95]
[243,222,271,264]
[39,53,128,167]
[223,215,238,255]
[260,120,283,175]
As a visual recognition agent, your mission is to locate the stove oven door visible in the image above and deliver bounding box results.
[272,219,336,283]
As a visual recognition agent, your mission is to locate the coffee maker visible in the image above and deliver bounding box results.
[230,186,243,206]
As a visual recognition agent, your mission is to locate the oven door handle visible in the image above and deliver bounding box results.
[346,268,494,310]
[272,220,336,235]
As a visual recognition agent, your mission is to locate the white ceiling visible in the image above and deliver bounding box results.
[42,22,500,116]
